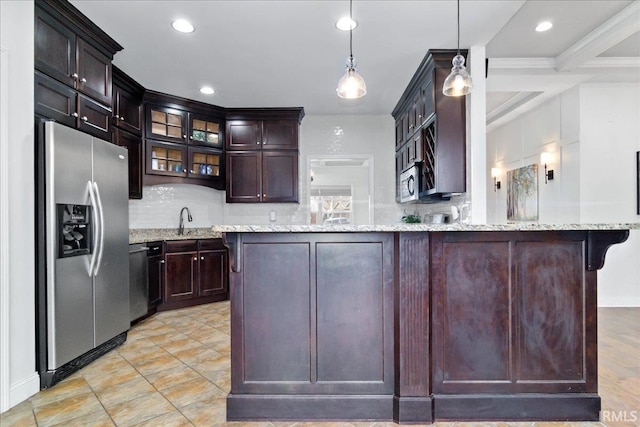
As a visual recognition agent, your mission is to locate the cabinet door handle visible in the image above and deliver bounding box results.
[190,170,195,174]
[72,112,79,118]
[120,116,125,121]
[189,136,193,139]
[263,194,266,197]
[80,77,87,83]
[71,73,79,79]
[152,246,161,251]
[81,116,88,122]
[257,194,260,197]
[256,141,260,145]
[114,115,120,120]
[160,260,165,264]
[183,134,187,138]
[193,257,197,261]
[200,256,204,260]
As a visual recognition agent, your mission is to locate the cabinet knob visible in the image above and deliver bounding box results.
[190,170,195,174]
[80,77,87,83]
[81,116,88,122]
[418,114,423,119]
[120,116,125,121]
[256,141,260,145]
[114,115,120,120]
[193,257,197,261]
[71,73,78,79]
[257,194,260,197]
[72,112,79,118]
[160,260,165,264]
[200,256,204,260]
[263,194,266,197]
[190,136,193,139]
[183,135,187,138]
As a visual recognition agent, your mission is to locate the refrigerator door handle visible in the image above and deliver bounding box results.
[93,181,106,276]
[87,180,101,277]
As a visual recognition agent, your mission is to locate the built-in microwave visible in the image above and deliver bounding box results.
[400,164,419,203]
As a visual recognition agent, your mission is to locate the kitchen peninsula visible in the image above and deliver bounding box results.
[211,223,636,424]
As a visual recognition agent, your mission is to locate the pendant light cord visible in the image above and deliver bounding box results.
[349,0,354,61]
[456,0,460,55]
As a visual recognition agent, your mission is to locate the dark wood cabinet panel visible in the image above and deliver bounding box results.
[226,152,261,203]
[113,128,142,199]
[230,232,394,395]
[431,232,596,395]
[77,94,110,140]
[198,249,227,297]
[165,252,198,303]
[35,71,77,128]
[160,239,229,310]
[76,38,111,105]
[262,120,298,150]
[226,120,261,150]
[35,7,76,88]
[262,151,298,202]
[113,81,143,135]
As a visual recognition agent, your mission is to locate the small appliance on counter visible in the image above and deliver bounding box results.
[36,121,130,388]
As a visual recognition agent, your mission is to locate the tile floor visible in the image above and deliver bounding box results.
[1,303,638,427]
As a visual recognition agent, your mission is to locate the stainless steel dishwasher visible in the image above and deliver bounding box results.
[129,243,149,322]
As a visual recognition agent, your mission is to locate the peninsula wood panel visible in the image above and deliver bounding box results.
[242,242,311,384]
[431,231,595,395]
[316,242,384,383]
[432,240,511,392]
[229,233,394,396]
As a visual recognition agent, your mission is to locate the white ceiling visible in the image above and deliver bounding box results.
[70,0,640,127]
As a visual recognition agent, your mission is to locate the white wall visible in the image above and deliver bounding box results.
[130,114,408,227]
[0,0,39,412]
[579,83,640,307]
[487,83,640,307]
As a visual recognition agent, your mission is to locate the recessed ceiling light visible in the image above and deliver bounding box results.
[336,17,357,31]
[535,21,553,32]
[200,86,215,95]
[171,19,195,33]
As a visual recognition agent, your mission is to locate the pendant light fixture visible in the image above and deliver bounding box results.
[443,0,473,97]
[336,0,366,99]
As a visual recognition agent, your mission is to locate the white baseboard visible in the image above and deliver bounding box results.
[6,372,39,411]
[598,298,640,308]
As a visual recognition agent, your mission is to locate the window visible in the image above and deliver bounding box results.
[310,186,352,225]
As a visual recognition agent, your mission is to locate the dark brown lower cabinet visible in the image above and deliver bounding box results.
[160,239,228,311]
[224,230,630,424]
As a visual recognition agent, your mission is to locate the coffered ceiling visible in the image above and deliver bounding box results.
[70,0,640,128]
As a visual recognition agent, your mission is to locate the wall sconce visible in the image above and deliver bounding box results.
[540,152,554,184]
[491,167,501,192]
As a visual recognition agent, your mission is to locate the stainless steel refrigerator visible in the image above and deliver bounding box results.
[38,121,130,387]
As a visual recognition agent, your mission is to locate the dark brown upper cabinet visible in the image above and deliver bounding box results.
[392,49,466,201]
[189,114,223,149]
[226,120,298,151]
[112,66,144,136]
[35,1,120,107]
[146,105,188,143]
[225,108,304,203]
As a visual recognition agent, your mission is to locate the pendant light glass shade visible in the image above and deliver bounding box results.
[336,0,366,99]
[336,57,367,99]
[443,0,473,97]
[442,54,473,96]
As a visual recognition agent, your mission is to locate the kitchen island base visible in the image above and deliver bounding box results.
[222,228,630,424]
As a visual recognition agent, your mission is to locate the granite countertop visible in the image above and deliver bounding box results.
[129,228,222,244]
[209,223,640,233]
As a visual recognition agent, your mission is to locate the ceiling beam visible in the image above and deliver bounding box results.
[555,0,640,71]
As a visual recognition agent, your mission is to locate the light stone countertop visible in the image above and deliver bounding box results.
[129,228,222,244]
[209,223,640,233]
[130,223,639,243]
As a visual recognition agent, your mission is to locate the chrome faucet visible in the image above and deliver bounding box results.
[178,207,192,235]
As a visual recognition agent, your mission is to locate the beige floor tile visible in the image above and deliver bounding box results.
[144,363,203,391]
[160,377,226,409]
[106,392,175,426]
[199,368,231,392]
[32,391,103,427]
[207,339,231,355]
[0,399,37,427]
[83,363,142,392]
[149,331,191,345]
[94,375,156,408]
[130,410,193,426]
[161,337,205,355]
[170,344,212,364]
[118,343,167,365]
[180,399,226,426]
[29,376,92,408]
[80,350,131,377]
[49,407,115,427]
[133,352,184,376]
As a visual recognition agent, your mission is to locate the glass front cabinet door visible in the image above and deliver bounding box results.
[146,140,188,177]
[189,115,222,148]
[188,147,223,181]
[147,105,187,143]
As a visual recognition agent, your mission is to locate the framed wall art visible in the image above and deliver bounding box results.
[507,164,539,222]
